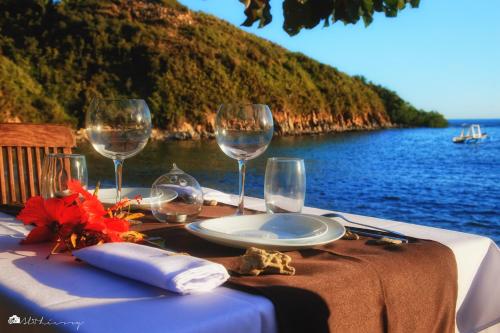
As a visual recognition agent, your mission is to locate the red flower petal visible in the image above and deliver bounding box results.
[43,198,65,222]
[58,205,82,225]
[62,193,79,206]
[21,225,53,244]
[17,197,52,226]
[104,217,130,233]
[84,221,106,232]
[80,198,107,224]
[67,180,93,200]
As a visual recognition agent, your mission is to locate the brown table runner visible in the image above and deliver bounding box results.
[135,205,458,333]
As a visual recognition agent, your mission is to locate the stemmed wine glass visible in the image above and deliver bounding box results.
[215,104,274,215]
[86,99,152,203]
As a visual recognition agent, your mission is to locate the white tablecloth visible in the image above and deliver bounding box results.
[0,187,498,333]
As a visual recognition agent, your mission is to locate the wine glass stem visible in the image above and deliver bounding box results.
[113,159,124,203]
[237,159,246,215]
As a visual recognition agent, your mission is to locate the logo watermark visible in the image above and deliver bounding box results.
[8,314,84,331]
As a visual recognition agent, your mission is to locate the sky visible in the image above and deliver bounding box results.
[178,0,500,119]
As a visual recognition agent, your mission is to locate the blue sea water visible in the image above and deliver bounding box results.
[77,119,500,243]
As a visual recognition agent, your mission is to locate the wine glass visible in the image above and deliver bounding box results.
[85,99,152,203]
[215,104,274,215]
[41,154,88,199]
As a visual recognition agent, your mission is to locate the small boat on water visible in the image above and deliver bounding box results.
[452,124,488,143]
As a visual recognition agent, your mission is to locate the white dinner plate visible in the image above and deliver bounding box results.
[186,214,345,251]
[98,187,178,210]
[197,213,328,240]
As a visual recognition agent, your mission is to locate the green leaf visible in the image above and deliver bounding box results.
[240,0,272,28]
[410,0,420,7]
[362,13,374,27]
[279,0,418,35]
[373,0,384,11]
[361,0,374,13]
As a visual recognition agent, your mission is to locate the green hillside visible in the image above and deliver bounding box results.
[0,0,447,132]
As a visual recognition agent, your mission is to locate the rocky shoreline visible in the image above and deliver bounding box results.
[75,111,395,141]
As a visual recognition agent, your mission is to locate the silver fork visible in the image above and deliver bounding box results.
[321,212,410,241]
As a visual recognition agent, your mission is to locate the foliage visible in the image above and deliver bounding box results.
[0,55,70,124]
[362,78,448,128]
[0,0,443,129]
[240,0,420,36]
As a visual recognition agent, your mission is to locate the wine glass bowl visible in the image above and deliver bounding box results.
[215,104,274,215]
[215,104,274,161]
[86,99,151,160]
[85,99,152,202]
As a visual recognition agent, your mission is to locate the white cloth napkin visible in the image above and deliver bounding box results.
[73,242,230,294]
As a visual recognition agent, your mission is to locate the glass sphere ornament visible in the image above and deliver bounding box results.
[150,163,203,223]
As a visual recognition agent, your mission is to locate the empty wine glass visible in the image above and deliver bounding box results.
[85,99,152,203]
[215,104,274,215]
[41,154,88,199]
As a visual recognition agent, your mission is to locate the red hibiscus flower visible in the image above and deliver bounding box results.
[17,195,82,244]
[17,180,140,253]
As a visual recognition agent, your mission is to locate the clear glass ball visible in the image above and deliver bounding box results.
[150,163,203,223]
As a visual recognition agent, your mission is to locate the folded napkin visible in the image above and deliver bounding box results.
[73,243,230,294]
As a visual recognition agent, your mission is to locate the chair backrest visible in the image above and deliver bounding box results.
[0,123,75,204]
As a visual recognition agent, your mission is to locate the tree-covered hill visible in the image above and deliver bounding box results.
[0,0,446,137]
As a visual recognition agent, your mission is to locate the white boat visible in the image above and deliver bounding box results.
[452,124,488,143]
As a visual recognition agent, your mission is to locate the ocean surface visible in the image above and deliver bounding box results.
[76,119,500,244]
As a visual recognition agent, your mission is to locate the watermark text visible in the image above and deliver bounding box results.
[8,314,84,331]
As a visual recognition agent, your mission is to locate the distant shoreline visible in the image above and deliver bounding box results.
[74,123,434,142]
[74,119,499,142]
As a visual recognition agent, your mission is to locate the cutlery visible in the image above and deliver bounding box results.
[321,212,415,242]
[345,227,408,243]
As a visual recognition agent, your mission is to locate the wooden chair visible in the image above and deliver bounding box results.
[0,123,75,204]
